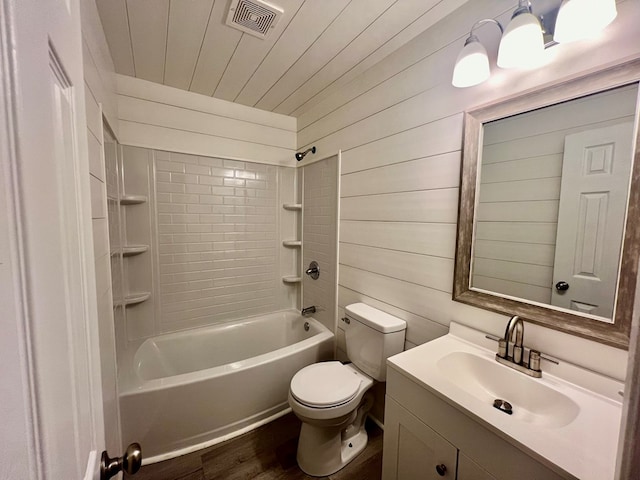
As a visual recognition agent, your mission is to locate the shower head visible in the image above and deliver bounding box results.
[295,146,316,161]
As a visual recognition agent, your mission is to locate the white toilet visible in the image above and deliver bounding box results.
[288,303,406,476]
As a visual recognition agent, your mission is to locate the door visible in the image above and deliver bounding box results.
[551,123,634,318]
[1,0,107,478]
[382,397,458,480]
[457,453,497,480]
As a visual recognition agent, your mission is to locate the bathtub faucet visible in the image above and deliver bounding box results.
[301,306,316,316]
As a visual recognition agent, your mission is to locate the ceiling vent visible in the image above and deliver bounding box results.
[225,0,283,39]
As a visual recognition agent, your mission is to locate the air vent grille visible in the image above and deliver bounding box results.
[226,0,283,39]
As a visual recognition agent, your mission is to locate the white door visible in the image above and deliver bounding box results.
[551,123,634,319]
[1,0,107,478]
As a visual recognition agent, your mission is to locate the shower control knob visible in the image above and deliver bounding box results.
[555,281,569,292]
[436,463,447,476]
[100,443,142,480]
[305,261,320,280]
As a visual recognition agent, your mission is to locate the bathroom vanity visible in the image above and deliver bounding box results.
[381,323,623,480]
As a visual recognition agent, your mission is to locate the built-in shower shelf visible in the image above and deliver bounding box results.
[120,194,147,205]
[122,245,149,257]
[119,292,151,307]
[283,203,302,211]
[282,276,302,284]
[282,240,302,247]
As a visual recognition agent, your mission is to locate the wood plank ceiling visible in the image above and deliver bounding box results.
[96,0,468,117]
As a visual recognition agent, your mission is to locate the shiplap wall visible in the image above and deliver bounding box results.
[79,0,121,456]
[299,0,639,379]
[474,85,637,304]
[116,74,297,166]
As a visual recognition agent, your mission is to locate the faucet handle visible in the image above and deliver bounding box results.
[529,350,541,371]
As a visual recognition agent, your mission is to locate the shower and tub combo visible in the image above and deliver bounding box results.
[119,309,333,462]
[111,147,341,466]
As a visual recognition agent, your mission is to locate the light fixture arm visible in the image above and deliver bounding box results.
[469,18,504,38]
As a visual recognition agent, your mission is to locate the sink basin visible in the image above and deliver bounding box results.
[436,351,580,428]
[386,322,624,480]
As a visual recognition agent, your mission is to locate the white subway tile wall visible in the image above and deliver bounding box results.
[302,156,338,333]
[154,150,282,332]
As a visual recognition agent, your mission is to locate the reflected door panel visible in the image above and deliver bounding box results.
[552,123,634,318]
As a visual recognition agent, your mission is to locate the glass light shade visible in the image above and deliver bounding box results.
[452,37,490,88]
[497,11,544,69]
[554,0,617,43]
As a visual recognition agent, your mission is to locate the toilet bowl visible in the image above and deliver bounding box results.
[288,303,406,477]
[288,362,374,476]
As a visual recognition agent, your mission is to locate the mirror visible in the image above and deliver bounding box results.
[454,59,640,348]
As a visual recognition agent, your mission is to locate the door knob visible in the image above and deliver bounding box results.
[101,443,142,480]
[435,463,447,476]
[555,281,569,292]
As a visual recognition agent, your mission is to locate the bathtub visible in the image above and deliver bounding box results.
[118,310,334,463]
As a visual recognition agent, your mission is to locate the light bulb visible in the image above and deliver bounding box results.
[497,8,544,69]
[452,36,490,88]
[554,0,617,43]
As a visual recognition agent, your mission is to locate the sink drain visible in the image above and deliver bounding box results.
[493,398,513,415]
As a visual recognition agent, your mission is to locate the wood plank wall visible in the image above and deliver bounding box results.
[116,75,297,166]
[298,0,639,378]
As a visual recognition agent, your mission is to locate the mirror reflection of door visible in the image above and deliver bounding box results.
[471,83,637,322]
[551,123,634,318]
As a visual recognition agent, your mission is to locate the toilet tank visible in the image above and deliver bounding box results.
[343,303,406,381]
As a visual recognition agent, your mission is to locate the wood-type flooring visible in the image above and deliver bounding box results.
[126,413,383,480]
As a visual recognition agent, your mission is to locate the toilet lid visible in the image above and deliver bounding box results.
[290,362,361,408]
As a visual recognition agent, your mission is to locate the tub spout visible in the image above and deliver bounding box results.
[301,306,316,316]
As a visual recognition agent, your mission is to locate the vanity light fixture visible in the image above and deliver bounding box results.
[452,0,618,88]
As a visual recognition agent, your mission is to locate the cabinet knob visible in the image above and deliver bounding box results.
[435,463,447,476]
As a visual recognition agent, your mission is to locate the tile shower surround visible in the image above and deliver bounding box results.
[154,151,282,332]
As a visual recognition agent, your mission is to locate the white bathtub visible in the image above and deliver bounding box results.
[118,310,334,463]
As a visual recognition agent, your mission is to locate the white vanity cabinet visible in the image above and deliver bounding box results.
[382,366,572,480]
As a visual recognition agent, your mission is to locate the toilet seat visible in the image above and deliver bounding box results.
[290,362,362,408]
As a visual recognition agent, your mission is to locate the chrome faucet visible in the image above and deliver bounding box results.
[301,306,316,316]
[495,315,542,378]
[505,315,524,364]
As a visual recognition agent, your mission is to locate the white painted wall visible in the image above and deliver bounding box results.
[116,75,297,166]
[298,0,639,380]
[80,0,122,456]
[474,85,637,304]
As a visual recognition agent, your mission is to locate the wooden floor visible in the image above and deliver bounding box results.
[126,413,383,480]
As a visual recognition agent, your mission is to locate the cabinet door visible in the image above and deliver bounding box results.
[382,397,457,480]
[458,453,497,480]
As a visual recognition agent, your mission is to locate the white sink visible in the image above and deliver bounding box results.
[386,322,624,480]
[436,351,579,428]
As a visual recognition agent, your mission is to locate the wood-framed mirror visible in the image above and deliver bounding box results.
[454,58,640,349]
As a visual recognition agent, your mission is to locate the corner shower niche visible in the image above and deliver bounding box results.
[279,169,303,303]
[106,145,155,342]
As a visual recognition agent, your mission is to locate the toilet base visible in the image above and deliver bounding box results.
[296,393,373,477]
